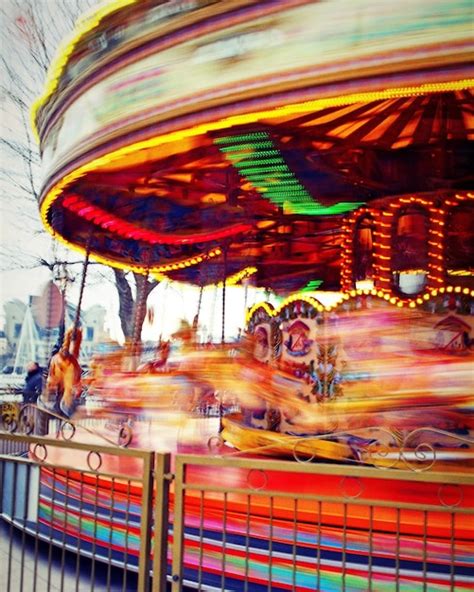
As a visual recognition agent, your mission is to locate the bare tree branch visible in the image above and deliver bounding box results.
[1,0,162,344]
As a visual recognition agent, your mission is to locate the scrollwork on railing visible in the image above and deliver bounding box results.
[438,483,464,507]
[0,402,134,449]
[1,412,18,433]
[30,442,48,462]
[292,439,316,463]
[59,420,76,441]
[207,434,224,452]
[336,426,472,472]
[86,450,103,472]
[24,440,108,475]
[1,402,34,435]
[340,476,364,499]
[117,423,133,447]
[325,426,473,472]
[246,468,268,491]
[353,427,403,470]
[399,427,473,472]
[224,424,472,472]
[18,404,36,435]
[288,426,403,466]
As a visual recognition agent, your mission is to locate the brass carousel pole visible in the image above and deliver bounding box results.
[193,280,204,343]
[73,246,90,339]
[221,244,228,345]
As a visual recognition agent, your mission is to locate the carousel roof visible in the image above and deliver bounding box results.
[42,89,473,292]
[35,1,474,294]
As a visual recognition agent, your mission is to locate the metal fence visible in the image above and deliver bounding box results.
[0,430,169,592]
[1,422,473,592]
[170,454,474,592]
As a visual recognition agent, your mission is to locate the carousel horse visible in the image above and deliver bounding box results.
[43,326,83,417]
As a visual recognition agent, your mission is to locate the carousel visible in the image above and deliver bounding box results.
[8,0,474,589]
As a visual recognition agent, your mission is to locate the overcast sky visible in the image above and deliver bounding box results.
[0,1,143,339]
[0,1,274,343]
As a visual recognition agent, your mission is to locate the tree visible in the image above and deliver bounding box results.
[114,270,159,342]
[0,0,160,343]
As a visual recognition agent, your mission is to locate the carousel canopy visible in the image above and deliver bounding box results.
[35,0,474,294]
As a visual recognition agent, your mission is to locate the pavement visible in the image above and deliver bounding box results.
[0,519,138,591]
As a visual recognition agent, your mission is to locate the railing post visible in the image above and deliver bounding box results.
[171,457,186,591]
[152,452,171,592]
[137,450,155,592]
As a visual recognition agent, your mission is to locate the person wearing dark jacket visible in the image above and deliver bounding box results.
[23,362,43,404]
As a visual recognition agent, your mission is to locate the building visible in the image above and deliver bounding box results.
[3,300,26,357]
[2,292,108,372]
[0,330,8,369]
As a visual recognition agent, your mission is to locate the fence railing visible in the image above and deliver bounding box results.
[170,454,474,592]
[0,430,168,592]
[1,419,473,592]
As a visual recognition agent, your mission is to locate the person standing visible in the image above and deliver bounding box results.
[23,361,43,404]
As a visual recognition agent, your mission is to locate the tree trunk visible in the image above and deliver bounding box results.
[132,272,158,344]
[113,269,159,343]
[113,269,134,340]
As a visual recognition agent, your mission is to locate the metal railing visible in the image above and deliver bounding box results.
[1,418,473,592]
[171,455,474,592]
[0,429,169,592]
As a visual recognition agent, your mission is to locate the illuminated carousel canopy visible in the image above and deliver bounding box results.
[34,0,474,294]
